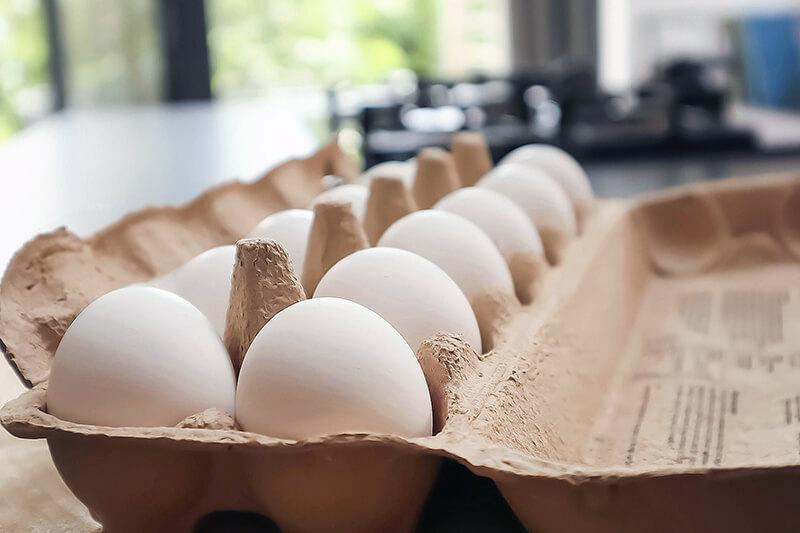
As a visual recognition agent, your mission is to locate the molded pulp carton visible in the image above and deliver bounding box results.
[3,143,800,532]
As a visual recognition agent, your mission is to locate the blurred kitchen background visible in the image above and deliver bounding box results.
[4,0,800,251]
[6,0,800,171]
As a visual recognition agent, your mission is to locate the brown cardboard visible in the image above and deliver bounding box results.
[364,176,418,245]
[509,250,548,305]
[412,148,460,209]
[301,200,369,295]
[3,140,800,531]
[223,239,306,373]
[471,288,520,353]
[451,131,493,187]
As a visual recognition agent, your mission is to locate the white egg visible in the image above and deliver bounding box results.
[499,144,593,211]
[148,245,235,337]
[434,187,543,263]
[377,210,513,302]
[247,209,313,278]
[314,248,481,354]
[311,184,368,221]
[47,286,236,427]
[236,297,432,440]
[478,163,577,238]
[360,159,417,188]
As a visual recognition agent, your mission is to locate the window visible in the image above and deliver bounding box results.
[0,0,512,142]
[207,0,437,97]
[206,0,509,98]
[0,0,49,141]
[62,0,161,106]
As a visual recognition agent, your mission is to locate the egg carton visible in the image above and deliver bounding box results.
[3,138,800,532]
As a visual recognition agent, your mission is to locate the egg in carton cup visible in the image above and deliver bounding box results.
[5,135,800,532]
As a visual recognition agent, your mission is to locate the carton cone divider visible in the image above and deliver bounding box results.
[415,333,480,435]
[302,200,369,295]
[451,131,493,187]
[412,148,460,209]
[224,238,306,373]
[471,289,520,353]
[509,251,549,305]
[364,176,418,245]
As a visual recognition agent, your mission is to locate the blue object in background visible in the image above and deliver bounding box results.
[739,15,800,109]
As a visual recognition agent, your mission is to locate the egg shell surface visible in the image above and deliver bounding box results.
[478,164,577,236]
[47,286,236,427]
[236,297,433,440]
[434,187,543,262]
[377,210,513,301]
[314,247,481,353]
[499,144,593,207]
[148,245,235,337]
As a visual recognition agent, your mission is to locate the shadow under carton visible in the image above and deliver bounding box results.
[3,142,800,532]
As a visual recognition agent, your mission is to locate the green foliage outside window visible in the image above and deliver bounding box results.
[206,0,438,96]
[0,0,440,141]
[0,0,49,142]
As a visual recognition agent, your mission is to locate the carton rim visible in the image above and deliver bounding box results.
[4,166,800,488]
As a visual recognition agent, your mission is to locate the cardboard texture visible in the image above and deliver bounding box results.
[302,200,369,295]
[412,148,460,209]
[451,132,493,187]
[224,239,306,373]
[3,140,800,532]
[364,176,418,246]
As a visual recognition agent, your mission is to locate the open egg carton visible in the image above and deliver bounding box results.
[4,137,800,533]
